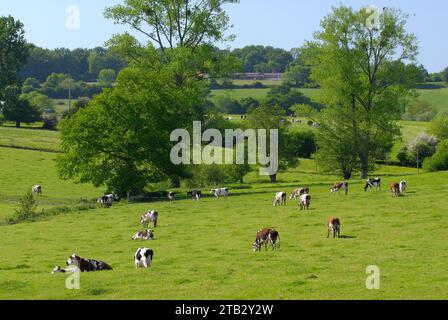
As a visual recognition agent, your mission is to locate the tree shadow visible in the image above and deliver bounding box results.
[338,235,357,239]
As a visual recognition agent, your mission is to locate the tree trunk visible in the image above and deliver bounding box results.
[269,174,277,183]
[171,177,181,188]
[360,134,371,179]
[15,121,20,128]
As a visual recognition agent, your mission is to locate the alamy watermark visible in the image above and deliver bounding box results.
[66,5,81,30]
[366,265,380,290]
[365,5,381,30]
[170,121,279,176]
[65,266,81,290]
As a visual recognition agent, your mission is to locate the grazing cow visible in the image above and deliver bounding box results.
[132,229,155,240]
[290,187,310,200]
[97,194,119,208]
[65,253,112,272]
[252,228,280,252]
[299,194,311,210]
[273,192,287,206]
[364,178,381,191]
[327,217,341,238]
[187,190,202,201]
[331,182,349,195]
[210,188,229,198]
[399,180,407,195]
[391,182,400,197]
[134,248,154,269]
[168,192,175,203]
[32,185,42,196]
[141,210,158,229]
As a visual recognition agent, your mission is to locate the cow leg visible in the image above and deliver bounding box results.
[327,229,330,239]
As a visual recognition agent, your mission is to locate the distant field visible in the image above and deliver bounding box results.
[53,99,77,115]
[0,126,61,152]
[416,87,448,112]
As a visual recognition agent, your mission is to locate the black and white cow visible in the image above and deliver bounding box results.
[32,185,42,196]
[299,193,311,210]
[210,188,229,198]
[399,180,407,195]
[187,190,202,201]
[65,253,113,272]
[97,194,120,208]
[273,192,287,206]
[132,229,155,240]
[134,248,154,269]
[364,178,381,192]
[168,192,176,203]
[141,210,158,229]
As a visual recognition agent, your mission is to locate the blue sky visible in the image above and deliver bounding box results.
[1,0,447,72]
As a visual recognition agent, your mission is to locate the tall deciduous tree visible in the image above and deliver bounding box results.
[303,6,418,178]
[0,16,29,101]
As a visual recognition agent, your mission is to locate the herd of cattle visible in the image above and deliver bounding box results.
[42,177,407,273]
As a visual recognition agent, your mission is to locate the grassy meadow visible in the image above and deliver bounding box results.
[0,126,447,300]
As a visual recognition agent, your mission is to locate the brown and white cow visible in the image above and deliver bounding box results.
[290,187,309,200]
[132,229,155,240]
[299,193,311,210]
[327,217,341,238]
[273,192,287,206]
[252,228,280,252]
[141,210,158,229]
[331,182,349,195]
[391,182,400,197]
[168,192,175,203]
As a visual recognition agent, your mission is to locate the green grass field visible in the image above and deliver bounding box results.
[0,127,447,300]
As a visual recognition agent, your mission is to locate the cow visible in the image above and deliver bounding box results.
[97,194,120,208]
[141,210,158,229]
[364,178,381,192]
[399,180,407,195]
[32,185,42,196]
[327,217,341,238]
[187,190,202,201]
[132,229,155,240]
[391,182,400,197]
[65,253,112,272]
[290,187,309,200]
[168,192,175,203]
[299,193,311,210]
[252,228,280,252]
[51,265,79,274]
[331,182,349,195]
[134,248,154,269]
[210,188,229,198]
[273,192,287,206]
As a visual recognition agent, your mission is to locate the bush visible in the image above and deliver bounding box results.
[13,191,38,222]
[396,133,437,166]
[423,140,448,172]
[288,130,316,158]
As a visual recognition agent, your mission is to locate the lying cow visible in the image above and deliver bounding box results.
[134,248,154,269]
[210,188,229,198]
[187,190,202,201]
[32,185,42,196]
[331,182,349,195]
[364,178,381,192]
[64,253,112,272]
[299,193,311,210]
[391,182,401,197]
[273,192,287,206]
[132,229,155,240]
[399,180,407,195]
[141,210,158,229]
[252,228,280,252]
[327,217,341,238]
[290,187,309,200]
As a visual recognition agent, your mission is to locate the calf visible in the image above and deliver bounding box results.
[290,187,309,200]
[273,192,287,206]
[399,180,407,195]
[331,182,349,195]
[252,228,280,252]
[32,185,42,196]
[210,188,229,198]
[134,248,153,269]
[391,182,400,197]
[187,190,202,201]
[299,194,311,210]
[132,229,155,240]
[141,210,158,229]
[327,217,341,238]
[65,253,112,272]
[364,178,381,192]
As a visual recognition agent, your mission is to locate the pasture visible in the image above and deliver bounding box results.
[0,128,447,300]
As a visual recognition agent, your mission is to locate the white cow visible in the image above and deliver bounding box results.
[399,180,407,195]
[273,192,287,206]
[210,188,229,198]
[299,194,311,211]
[141,210,158,229]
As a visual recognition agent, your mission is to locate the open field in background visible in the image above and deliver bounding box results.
[0,127,61,152]
[0,134,446,299]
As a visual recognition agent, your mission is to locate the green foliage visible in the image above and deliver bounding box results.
[429,113,448,140]
[288,130,316,158]
[22,77,40,94]
[231,45,293,73]
[98,69,116,86]
[397,133,437,166]
[402,99,437,122]
[2,86,41,127]
[13,191,37,222]
[265,83,321,114]
[423,140,448,172]
[21,91,54,113]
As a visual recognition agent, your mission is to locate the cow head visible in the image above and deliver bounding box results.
[66,253,81,267]
[146,229,155,240]
[252,242,261,252]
